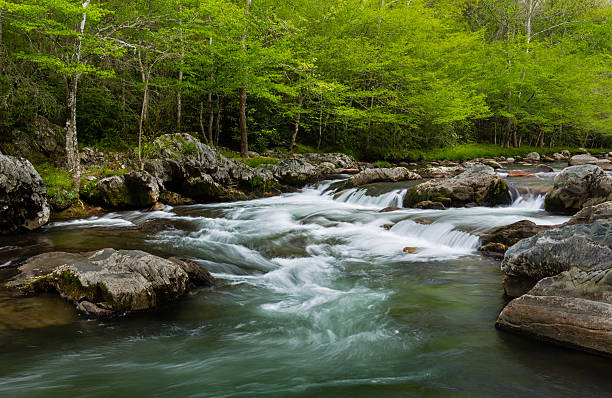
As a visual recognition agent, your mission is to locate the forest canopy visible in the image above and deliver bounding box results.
[1,0,611,162]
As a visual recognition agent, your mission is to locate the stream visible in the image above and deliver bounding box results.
[1,167,612,397]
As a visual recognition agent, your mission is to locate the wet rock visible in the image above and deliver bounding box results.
[5,249,215,317]
[168,257,215,287]
[382,223,394,230]
[148,202,166,212]
[159,190,196,206]
[506,158,515,164]
[526,152,541,162]
[414,201,445,210]
[501,220,612,298]
[138,220,176,233]
[478,242,507,259]
[480,220,555,259]
[405,164,511,208]
[534,164,554,173]
[417,166,465,179]
[403,247,420,254]
[379,206,402,213]
[345,167,421,188]
[564,201,612,226]
[570,154,599,166]
[496,267,612,356]
[596,159,612,171]
[544,165,612,214]
[0,154,50,234]
[508,170,536,178]
[483,159,503,169]
[553,153,566,161]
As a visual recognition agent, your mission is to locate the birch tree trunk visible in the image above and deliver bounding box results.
[289,95,304,151]
[138,77,149,170]
[208,91,214,144]
[239,0,251,158]
[65,0,90,190]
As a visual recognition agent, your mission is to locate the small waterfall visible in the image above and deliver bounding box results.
[390,220,480,251]
[507,184,545,210]
[333,188,407,208]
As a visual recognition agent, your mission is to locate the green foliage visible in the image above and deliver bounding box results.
[374,160,392,167]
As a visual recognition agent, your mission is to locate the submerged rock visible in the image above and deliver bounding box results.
[404,164,510,208]
[534,164,554,173]
[508,170,536,178]
[544,164,612,214]
[5,249,215,317]
[0,154,50,234]
[344,167,421,188]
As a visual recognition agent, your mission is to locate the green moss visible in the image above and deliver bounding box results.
[374,160,392,167]
[28,270,113,306]
[34,162,79,209]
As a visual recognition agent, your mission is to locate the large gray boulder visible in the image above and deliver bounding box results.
[83,170,162,209]
[496,267,612,356]
[497,220,612,355]
[272,158,324,185]
[570,154,599,166]
[417,166,465,179]
[344,167,421,188]
[148,133,276,195]
[404,164,510,208]
[301,153,357,170]
[564,201,612,226]
[6,249,215,317]
[525,152,541,162]
[544,164,612,214]
[0,154,50,234]
[501,220,612,297]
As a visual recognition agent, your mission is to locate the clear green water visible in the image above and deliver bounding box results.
[1,180,610,398]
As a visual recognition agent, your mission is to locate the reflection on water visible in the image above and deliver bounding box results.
[0,178,609,398]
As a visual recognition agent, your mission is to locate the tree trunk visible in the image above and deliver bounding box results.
[215,94,221,146]
[65,76,81,190]
[64,0,90,190]
[208,91,214,144]
[177,68,183,131]
[317,95,324,149]
[239,0,252,159]
[138,79,149,170]
[289,95,304,152]
[199,100,208,143]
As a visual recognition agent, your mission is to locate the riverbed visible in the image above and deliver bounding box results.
[1,173,611,397]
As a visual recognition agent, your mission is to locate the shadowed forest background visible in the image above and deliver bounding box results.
[0,0,611,162]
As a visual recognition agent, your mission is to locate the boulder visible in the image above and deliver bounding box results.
[272,158,320,185]
[596,159,612,171]
[526,152,541,162]
[501,221,612,297]
[417,166,465,179]
[483,159,503,169]
[552,153,565,161]
[404,164,511,208]
[564,201,612,226]
[534,164,554,173]
[560,150,571,158]
[301,153,357,169]
[496,267,612,356]
[85,171,162,209]
[570,154,599,166]
[5,249,215,317]
[544,164,612,214]
[506,158,515,164]
[508,170,536,178]
[344,167,421,188]
[479,220,555,259]
[379,206,402,213]
[0,116,65,160]
[149,133,276,194]
[414,201,446,210]
[0,154,50,234]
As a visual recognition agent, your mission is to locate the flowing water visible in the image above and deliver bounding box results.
[1,175,611,398]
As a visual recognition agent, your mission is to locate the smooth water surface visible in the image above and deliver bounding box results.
[1,179,610,398]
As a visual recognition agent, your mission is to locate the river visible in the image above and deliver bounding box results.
[1,170,611,397]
